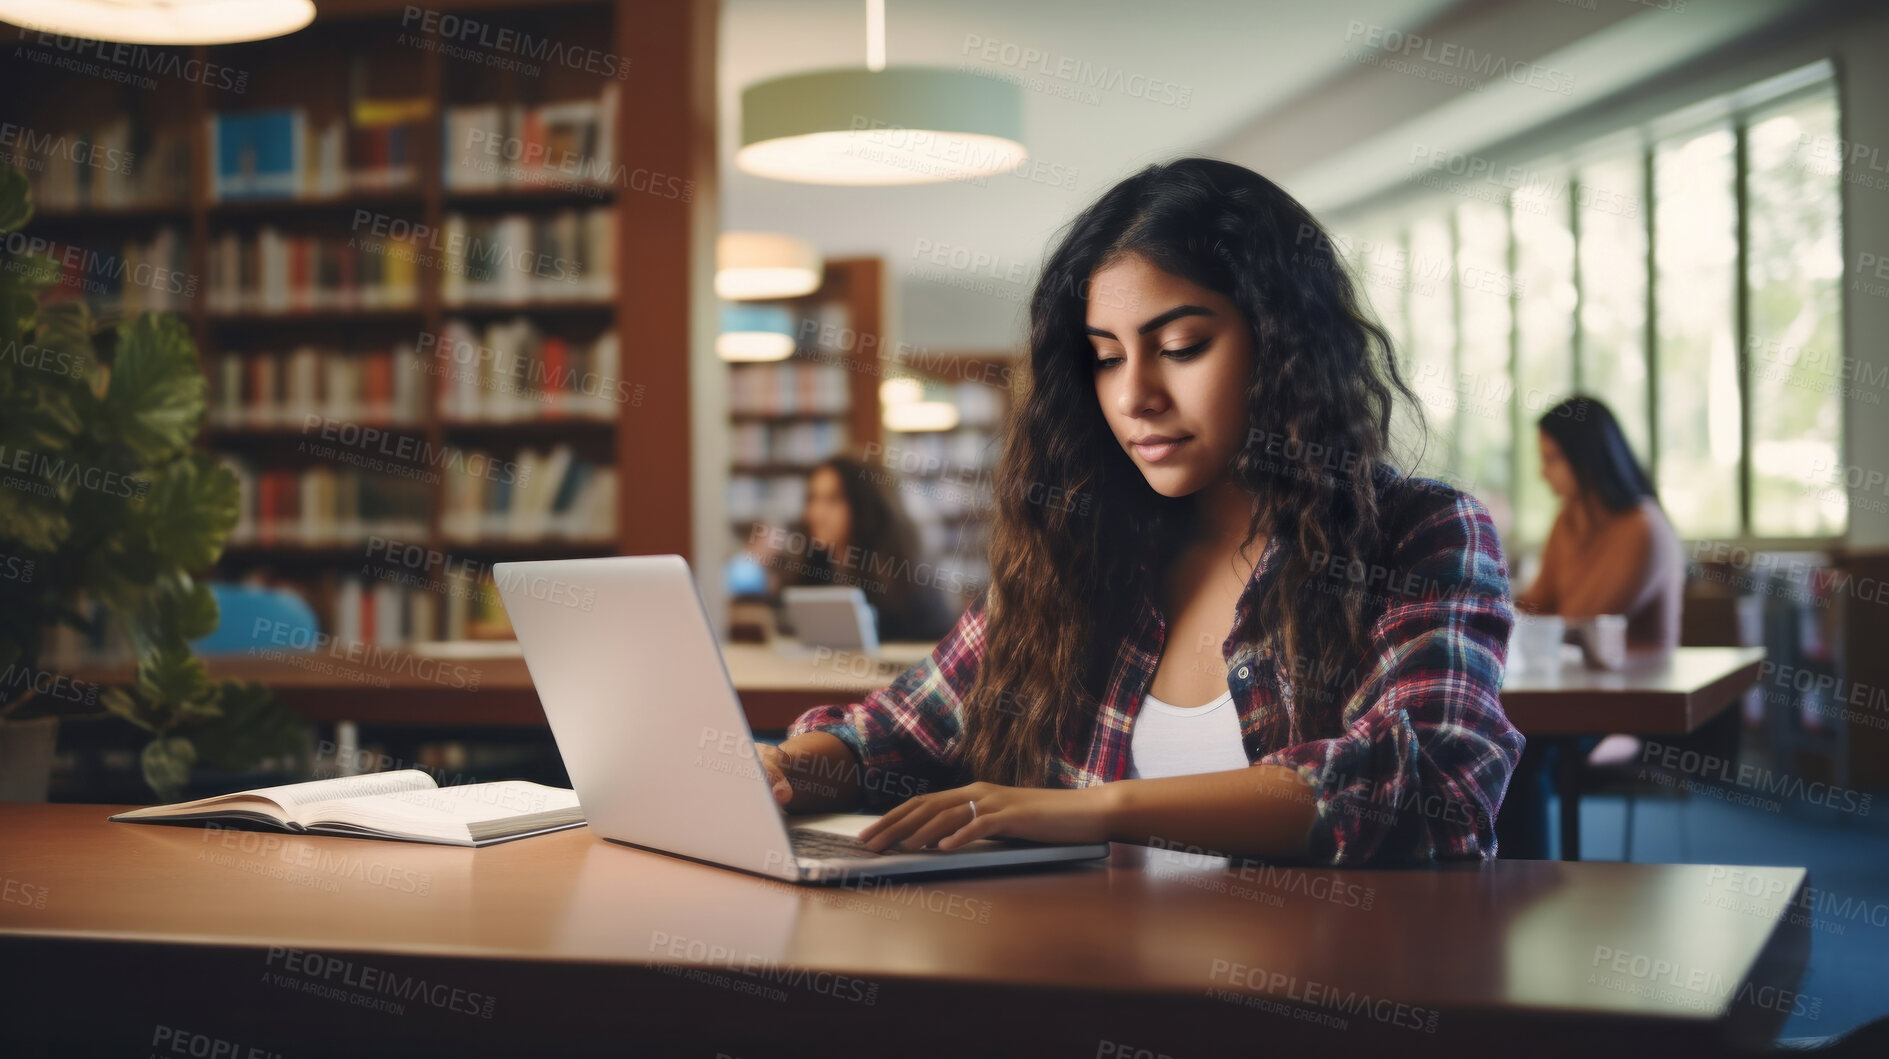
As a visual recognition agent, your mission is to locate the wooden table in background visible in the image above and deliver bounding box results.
[0,803,1810,1058]
[1499,647,1768,861]
[91,644,1765,731]
[72,640,935,730]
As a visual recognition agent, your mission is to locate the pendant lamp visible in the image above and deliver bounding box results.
[738,0,1026,186]
[0,0,315,45]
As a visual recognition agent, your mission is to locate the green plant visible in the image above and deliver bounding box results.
[0,165,306,800]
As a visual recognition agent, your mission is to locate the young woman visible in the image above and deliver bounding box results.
[1517,397,1684,650]
[774,453,957,643]
[1497,396,1685,858]
[758,158,1524,866]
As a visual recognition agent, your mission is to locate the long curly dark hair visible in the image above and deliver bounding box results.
[956,157,1423,786]
[782,452,927,616]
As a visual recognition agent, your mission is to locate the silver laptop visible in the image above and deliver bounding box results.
[782,585,879,652]
[492,554,1111,885]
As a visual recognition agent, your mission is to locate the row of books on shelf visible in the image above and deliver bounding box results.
[210,345,428,429]
[927,379,1007,427]
[36,572,514,662]
[220,444,616,546]
[205,324,626,429]
[438,208,616,305]
[729,422,847,469]
[871,430,1001,476]
[728,361,850,416]
[322,572,511,648]
[34,229,193,316]
[14,116,191,212]
[208,101,427,201]
[207,227,420,314]
[441,444,616,542]
[442,87,619,193]
[224,461,429,546]
[728,474,808,526]
[20,84,618,210]
[435,318,623,422]
[201,209,618,313]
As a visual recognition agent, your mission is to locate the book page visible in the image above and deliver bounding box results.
[267,770,439,813]
[113,769,438,821]
[308,782,581,843]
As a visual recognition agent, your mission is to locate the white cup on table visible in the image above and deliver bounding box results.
[1510,614,1566,674]
[1576,614,1628,671]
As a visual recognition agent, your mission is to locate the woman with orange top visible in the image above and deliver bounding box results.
[1499,394,1684,857]
[1516,395,1684,649]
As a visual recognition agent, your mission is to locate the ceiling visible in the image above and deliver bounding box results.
[718,0,1818,352]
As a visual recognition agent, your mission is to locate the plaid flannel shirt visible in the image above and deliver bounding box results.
[786,474,1525,865]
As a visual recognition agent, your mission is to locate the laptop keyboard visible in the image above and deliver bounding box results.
[789,827,910,860]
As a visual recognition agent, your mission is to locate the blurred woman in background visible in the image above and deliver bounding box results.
[1499,394,1685,857]
[775,453,956,643]
[1517,395,1684,650]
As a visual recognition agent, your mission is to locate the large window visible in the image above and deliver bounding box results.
[1512,181,1576,546]
[1338,76,1845,547]
[1654,126,1741,539]
[1747,93,1845,537]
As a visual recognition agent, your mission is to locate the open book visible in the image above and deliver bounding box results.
[109,770,584,847]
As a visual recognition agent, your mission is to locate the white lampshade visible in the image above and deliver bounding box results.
[717,232,823,301]
[718,303,797,362]
[739,68,1026,186]
[717,333,796,362]
[883,401,960,433]
[878,377,923,406]
[0,0,315,45]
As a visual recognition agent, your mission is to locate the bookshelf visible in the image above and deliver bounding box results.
[882,353,1015,612]
[1,0,716,650]
[725,257,885,532]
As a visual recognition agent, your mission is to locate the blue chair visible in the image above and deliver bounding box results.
[726,552,769,597]
[191,583,322,655]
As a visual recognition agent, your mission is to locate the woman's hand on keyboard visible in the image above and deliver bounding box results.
[858,782,1115,852]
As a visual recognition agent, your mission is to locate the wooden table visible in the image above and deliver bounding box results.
[0,804,1811,1058]
[1499,646,1767,734]
[70,640,936,731]
[1499,647,1767,861]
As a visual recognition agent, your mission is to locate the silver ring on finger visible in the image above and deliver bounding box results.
[968,798,978,820]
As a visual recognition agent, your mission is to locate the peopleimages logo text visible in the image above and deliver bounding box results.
[1641,740,1871,815]
[399,6,629,79]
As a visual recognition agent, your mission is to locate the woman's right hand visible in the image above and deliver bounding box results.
[756,742,794,806]
[755,732,862,813]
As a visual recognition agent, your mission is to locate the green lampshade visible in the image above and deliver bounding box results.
[739,67,1027,185]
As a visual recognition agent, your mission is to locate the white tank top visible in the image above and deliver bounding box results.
[1126,688,1250,780]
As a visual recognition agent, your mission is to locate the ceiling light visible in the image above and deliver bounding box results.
[883,401,960,433]
[0,0,315,45]
[879,377,923,405]
[718,303,797,362]
[717,232,823,300]
[737,1,1026,186]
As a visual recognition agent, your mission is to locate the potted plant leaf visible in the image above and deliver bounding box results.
[0,164,307,802]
